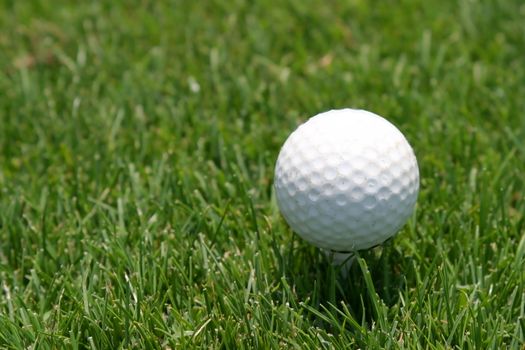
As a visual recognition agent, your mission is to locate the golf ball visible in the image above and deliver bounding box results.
[274,109,419,252]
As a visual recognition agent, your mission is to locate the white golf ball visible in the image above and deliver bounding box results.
[274,108,419,252]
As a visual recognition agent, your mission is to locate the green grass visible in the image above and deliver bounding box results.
[1,0,524,348]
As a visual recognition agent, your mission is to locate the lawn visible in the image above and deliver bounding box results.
[0,0,524,348]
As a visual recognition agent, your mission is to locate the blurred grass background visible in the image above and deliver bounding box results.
[0,0,524,348]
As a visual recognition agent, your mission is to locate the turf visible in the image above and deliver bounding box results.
[0,0,524,348]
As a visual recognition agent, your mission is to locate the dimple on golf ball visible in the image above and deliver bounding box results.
[274,108,419,252]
